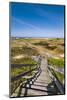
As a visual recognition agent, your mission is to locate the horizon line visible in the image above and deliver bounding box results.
[11,36,64,38]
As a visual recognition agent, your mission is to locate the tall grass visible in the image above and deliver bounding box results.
[11,46,39,57]
[48,58,64,68]
[55,71,64,85]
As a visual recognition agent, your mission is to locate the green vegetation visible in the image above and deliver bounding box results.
[11,57,37,64]
[33,41,57,50]
[48,58,64,68]
[11,46,39,57]
[54,46,64,54]
[50,68,64,85]
[48,54,64,85]
[46,45,57,50]
[11,65,36,77]
[55,71,64,84]
[33,41,56,50]
[11,57,37,76]
[33,41,49,46]
[21,46,39,56]
[11,66,31,77]
[33,38,64,52]
[15,38,32,42]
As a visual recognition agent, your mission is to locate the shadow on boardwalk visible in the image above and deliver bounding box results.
[47,81,59,95]
[18,80,59,97]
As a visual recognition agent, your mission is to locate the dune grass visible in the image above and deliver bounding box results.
[11,46,39,57]
[55,71,64,85]
[48,58,64,68]
[11,57,37,76]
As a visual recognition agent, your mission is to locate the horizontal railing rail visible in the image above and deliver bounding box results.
[48,65,64,74]
[11,67,38,82]
[11,64,37,68]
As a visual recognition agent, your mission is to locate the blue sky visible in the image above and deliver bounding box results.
[10,3,64,38]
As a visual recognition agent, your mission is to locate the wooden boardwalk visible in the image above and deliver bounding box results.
[20,58,59,96]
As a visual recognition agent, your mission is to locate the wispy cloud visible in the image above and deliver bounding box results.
[12,16,41,31]
[11,3,64,38]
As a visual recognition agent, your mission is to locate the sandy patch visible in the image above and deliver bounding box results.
[13,55,24,59]
[59,54,64,58]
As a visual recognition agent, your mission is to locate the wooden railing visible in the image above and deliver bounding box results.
[48,65,65,94]
[10,57,42,96]
[11,64,38,81]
